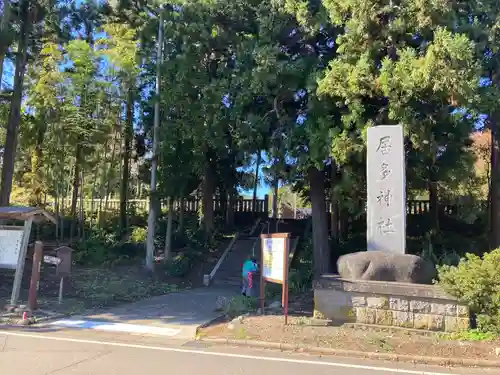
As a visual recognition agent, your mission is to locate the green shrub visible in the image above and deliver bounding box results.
[440,329,497,342]
[437,248,500,334]
[163,249,203,277]
[288,236,313,293]
[420,235,461,267]
[289,267,312,293]
[73,229,118,265]
[73,229,145,266]
[264,283,282,300]
[110,242,144,261]
[164,253,192,277]
[130,226,147,243]
[225,295,258,317]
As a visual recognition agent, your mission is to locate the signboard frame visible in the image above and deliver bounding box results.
[259,232,290,325]
[0,207,56,307]
[0,217,34,306]
[0,225,26,269]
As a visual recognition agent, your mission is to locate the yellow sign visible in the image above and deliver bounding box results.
[261,237,286,282]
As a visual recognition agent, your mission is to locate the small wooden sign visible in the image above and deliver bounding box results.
[55,246,73,277]
[43,255,61,266]
[259,232,290,325]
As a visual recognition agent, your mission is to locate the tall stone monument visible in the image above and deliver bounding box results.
[366,125,406,253]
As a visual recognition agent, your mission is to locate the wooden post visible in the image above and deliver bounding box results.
[263,195,269,218]
[260,273,265,314]
[58,277,64,304]
[283,236,290,325]
[28,241,43,311]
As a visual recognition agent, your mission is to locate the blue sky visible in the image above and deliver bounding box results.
[238,151,272,198]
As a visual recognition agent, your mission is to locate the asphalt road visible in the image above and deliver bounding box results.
[0,328,498,375]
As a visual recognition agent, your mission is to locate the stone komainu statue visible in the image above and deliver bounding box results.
[337,251,437,284]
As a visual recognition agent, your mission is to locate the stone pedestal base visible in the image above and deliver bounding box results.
[314,275,469,332]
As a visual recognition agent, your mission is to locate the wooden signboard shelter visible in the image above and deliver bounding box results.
[0,207,56,306]
[259,232,290,325]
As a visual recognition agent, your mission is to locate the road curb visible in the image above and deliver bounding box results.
[198,337,500,368]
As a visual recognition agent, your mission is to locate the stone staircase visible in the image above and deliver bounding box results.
[266,218,307,238]
[210,218,308,289]
[211,239,256,288]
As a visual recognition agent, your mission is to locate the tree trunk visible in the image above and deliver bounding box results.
[338,207,346,242]
[70,145,82,241]
[0,1,31,205]
[59,166,67,242]
[330,196,339,243]
[308,166,330,279]
[97,136,110,228]
[119,89,134,237]
[428,179,439,231]
[272,176,279,218]
[226,192,235,228]
[490,116,500,248]
[0,47,5,92]
[163,197,174,263]
[97,197,104,228]
[55,189,60,243]
[0,1,11,89]
[79,171,85,241]
[252,151,261,211]
[178,196,185,232]
[330,163,339,243]
[89,165,99,229]
[103,128,120,223]
[219,186,227,221]
[428,139,439,231]
[202,161,215,235]
[32,119,46,206]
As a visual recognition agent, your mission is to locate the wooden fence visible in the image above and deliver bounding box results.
[325,200,480,216]
[44,197,476,218]
[47,196,269,215]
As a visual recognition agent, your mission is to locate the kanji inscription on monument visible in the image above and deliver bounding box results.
[367,125,406,253]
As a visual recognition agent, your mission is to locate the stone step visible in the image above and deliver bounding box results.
[219,275,241,281]
[214,272,239,279]
[212,279,241,287]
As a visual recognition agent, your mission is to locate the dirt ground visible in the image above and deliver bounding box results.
[199,315,500,362]
[0,263,175,319]
[0,240,229,321]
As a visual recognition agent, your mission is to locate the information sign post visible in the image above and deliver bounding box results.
[259,232,290,325]
[0,207,56,307]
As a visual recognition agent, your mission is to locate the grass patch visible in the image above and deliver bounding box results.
[438,329,497,342]
[225,295,258,317]
[366,336,394,352]
[234,326,247,339]
[293,316,313,325]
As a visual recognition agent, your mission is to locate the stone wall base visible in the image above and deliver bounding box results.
[314,275,469,332]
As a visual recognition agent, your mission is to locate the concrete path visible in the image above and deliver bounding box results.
[44,287,237,339]
[0,329,497,375]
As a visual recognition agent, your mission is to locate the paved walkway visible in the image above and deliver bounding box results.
[45,287,237,339]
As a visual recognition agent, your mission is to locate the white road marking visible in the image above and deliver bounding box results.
[48,319,182,337]
[0,330,461,375]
